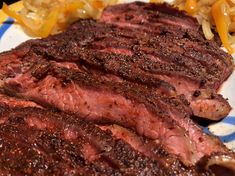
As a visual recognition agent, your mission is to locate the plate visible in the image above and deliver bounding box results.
[0,1,235,150]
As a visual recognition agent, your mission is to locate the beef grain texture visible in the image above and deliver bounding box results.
[0,1,234,176]
[2,53,235,172]
[17,2,232,121]
[0,104,201,176]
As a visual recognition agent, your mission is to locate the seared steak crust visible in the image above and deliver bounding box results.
[0,105,171,176]
[0,2,234,176]
[3,59,230,166]
[23,10,232,120]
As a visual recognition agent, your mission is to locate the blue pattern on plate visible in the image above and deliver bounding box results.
[0,17,14,39]
[217,116,235,142]
[218,132,235,143]
[203,127,214,136]
[221,116,235,125]
[204,116,235,143]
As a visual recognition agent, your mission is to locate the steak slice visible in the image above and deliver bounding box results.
[99,124,203,175]
[1,2,232,121]
[3,58,234,168]
[101,2,199,31]
[4,60,195,164]
[0,104,170,176]
[100,2,233,85]
[25,15,232,120]
[0,107,120,176]
[100,124,235,176]
[0,99,232,175]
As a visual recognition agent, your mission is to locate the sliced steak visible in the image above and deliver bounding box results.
[3,59,234,168]
[0,1,234,175]
[101,2,199,32]
[4,60,195,164]
[100,1,233,82]
[0,106,120,176]
[0,105,170,176]
[24,15,232,120]
[99,124,203,176]
[100,124,235,176]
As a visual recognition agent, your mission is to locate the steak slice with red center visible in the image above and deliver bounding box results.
[0,104,173,176]
[3,59,233,168]
[25,14,232,120]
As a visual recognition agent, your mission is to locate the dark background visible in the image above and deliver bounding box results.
[1,1,18,8]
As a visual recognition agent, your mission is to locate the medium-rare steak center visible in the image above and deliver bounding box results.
[22,2,233,121]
